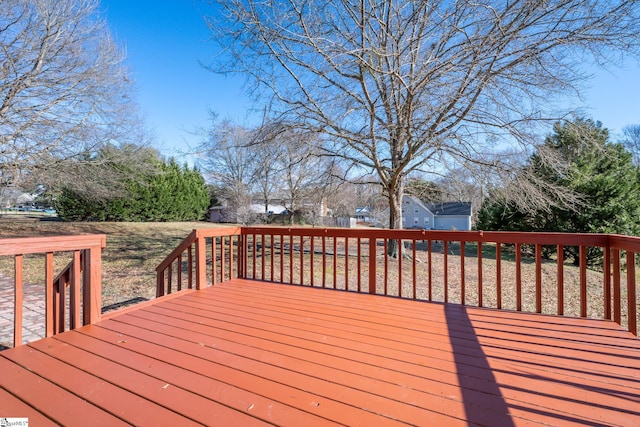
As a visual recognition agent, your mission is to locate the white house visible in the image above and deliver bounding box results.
[401,195,472,230]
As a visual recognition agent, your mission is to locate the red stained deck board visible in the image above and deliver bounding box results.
[165,284,640,382]
[0,388,57,426]
[0,355,128,426]
[126,299,640,424]
[54,329,341,427]
[70,323,438,427]
[1,278,639,426]
[210,280,640,351]
[27,337,269,427]
[2,344,201,426]
[131,286,639,426]
[102,314,483,426]
[208,280,640,356]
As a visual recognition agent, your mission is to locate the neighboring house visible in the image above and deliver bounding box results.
[209,202,288,223]
[354,207,372,223]
[0,187,37,208]
[401,195,472,230]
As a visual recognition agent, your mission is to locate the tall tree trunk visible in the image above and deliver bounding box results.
[387,179,404,257]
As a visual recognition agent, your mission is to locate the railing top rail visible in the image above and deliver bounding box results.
[155,229,198,272]
[607,234,640,252]
[196,227,242,238]
[155,227,243,274]
[0,234,106,256]
[239,226,614,247]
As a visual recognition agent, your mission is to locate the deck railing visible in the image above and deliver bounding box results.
[0,234,105,347]
[157,227,639,336]
[156,227,243,296]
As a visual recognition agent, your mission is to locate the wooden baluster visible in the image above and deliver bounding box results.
[428,240,433,301]
[45,252,54,337]
[271,234,275,282]
[14,254,23,347]
[580,246,587,317]
[357,237,362,292]
[496,242,502,310]
[444,241,449,303]
[188,245,193,289]
[384,239,388,296]
[557,245,564,316]
[368,237,376,294]
[603,245,611,320]
[212,237,218,285]
[344,237,349,291]
[177,254,182,291]
[398,239,403,298]
[412,240,417,299]
[332,236,337,289]
[536,244,542,313]
[195,233,206,290]
[460,241,465,305]
[612,248,621,325]
[516,243,522,311]
[71,251,81,329]
[310,235,315,287]
[322,235,326,288]
[260,234,265,281]
[280,234,284,283]
[477,241,483,307]
[253,233,257,279]
[289,234,294,284]
[221,236,227,283]
[300,235,304,285]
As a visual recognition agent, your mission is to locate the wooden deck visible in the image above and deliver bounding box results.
[1,278,639,426]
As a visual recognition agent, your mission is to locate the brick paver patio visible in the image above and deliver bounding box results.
[0,275,46,349]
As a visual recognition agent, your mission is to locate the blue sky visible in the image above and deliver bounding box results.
[101,0,255,161]
[100,1,640,163]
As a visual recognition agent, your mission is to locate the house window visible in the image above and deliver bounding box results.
[414,207,419,213]
[413,217,419,225]
[402,217,406,225]
[424,217,430,225]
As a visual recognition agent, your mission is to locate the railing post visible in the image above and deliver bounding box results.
[83,246,102,325]
[156,270,165,297]
[369,237,376,294]
[612,248,621,325]
[195,231,207,289]
[627,251,637,335]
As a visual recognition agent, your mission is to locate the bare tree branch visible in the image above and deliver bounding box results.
[1,0,146,195]
[205,0,640,230]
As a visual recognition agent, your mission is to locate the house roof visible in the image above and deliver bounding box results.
[426,202,472,216]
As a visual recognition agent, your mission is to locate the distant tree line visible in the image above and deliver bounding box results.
[55,146,210,222]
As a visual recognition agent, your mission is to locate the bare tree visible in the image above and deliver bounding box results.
[197,116,258,223]
[274,129,329,224]
[251,123,285,216]
[1,0,144,194]
[206,0,640,234]
[623,124,640,165]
